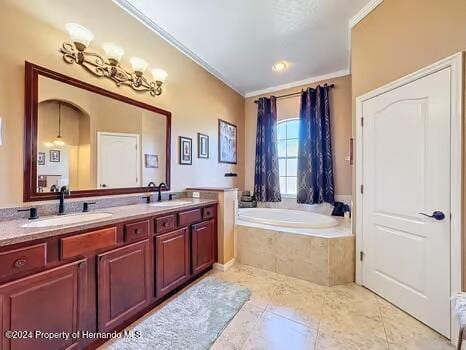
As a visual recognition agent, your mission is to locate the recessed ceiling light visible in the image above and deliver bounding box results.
[272,61,288,72]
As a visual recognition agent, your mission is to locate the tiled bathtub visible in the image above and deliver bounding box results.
[236,211,354,286]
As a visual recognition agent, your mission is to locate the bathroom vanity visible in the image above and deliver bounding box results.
[0,61,223,349]
[0,200,217,349]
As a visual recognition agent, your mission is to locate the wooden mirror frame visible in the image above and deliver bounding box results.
[24,62,171,202]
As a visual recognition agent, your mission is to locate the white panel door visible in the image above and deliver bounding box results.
[362,68,451,336]
[97,132,140,189]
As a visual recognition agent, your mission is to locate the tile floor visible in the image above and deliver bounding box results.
[209,264,454,350]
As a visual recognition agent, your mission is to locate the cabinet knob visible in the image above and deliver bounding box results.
[13,258,27,268]
[136,228,141,234]
[163,222,168,227]
[78,261,87,269]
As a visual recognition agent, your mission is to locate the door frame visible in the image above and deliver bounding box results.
[355,52,463,340]
[97,131,141,189]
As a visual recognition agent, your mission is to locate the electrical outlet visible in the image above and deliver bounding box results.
[192,191,200,198]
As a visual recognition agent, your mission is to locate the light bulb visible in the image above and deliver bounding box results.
[53,136,65,146]
[65,23,94,51]
[130,57,148,75]
[151,68,168,83]
[103,43,124,65]
[272,61,288,72]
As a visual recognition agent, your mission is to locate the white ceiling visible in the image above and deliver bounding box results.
[114,0,371,96]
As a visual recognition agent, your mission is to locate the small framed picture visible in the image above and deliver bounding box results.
[38,152,45,165]
[218,119,237,164]
[179,136,192,165]
[198,133,209,159]
[49,150,60,163]
[145,154,159,168]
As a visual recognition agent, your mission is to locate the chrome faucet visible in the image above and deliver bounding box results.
[58,186,70,215]
[156,182,167,202]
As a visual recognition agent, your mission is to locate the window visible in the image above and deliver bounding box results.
[277,118,299,195]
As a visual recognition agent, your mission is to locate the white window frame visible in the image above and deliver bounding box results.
[277,118,299,196]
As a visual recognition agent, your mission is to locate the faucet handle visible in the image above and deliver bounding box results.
[141,195,151,204]
[60,185,70,195]
[18,207,39,220]
[82,202,96,212]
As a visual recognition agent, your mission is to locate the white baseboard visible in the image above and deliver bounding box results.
[213,258,236,272]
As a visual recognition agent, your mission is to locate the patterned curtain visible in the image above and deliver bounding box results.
[254,97,282,202]
[297,85,335,204]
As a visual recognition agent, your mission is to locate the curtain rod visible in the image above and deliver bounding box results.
[253,83,335,104]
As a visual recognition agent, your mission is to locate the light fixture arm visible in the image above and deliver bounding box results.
[59,43,163,96]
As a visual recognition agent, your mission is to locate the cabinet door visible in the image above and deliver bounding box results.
[0,259,87,350]
[191,220,215,275]
[97,240,151,332]
[155,227,190,297]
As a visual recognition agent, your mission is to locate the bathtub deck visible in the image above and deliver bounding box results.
[236,220,354,286]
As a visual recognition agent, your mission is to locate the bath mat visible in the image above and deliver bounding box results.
[105,277,251,350]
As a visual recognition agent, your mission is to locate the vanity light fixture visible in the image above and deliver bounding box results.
[60,23,167,96]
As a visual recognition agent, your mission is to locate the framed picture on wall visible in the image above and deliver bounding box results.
[198,133,209,159]
[144,154,159,168]
[179,136,192,165]
[38,152,45,165]
[49,150,60,163]
[218,119,237,164]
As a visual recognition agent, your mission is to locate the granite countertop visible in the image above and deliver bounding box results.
[187,187,238,192]
[0,198,217,247]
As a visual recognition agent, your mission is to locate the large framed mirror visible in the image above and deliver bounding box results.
[24,62,171,202]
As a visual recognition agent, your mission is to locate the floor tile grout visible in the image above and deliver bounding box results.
[238,301,269,350]
[375,294,391,349]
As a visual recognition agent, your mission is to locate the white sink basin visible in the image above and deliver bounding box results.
[149,200,192,207]
[21,213,113,228]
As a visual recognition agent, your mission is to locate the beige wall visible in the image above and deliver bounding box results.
[244,75,353,196]
[0,1,244,206]
[352,0,466,99]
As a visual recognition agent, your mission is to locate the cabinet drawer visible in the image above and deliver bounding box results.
[125,220,149,243]
[155,215,176,234]
[202,206,215,220]
[178,209,202,226]
[0,243,47,279]
[61,227,117,259]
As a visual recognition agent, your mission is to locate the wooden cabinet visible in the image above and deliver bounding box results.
[61,227,117,260]
[191,220,216,275]
[0,203,217,349]
[0,259,87,350]
[0,243,47,280]
[155,227,190,297]
[97,240,151,332]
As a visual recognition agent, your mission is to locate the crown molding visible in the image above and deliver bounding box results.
[349,0,383,29]
[347,0,383,74]
[113,0,244,95]
[244,69,350,98]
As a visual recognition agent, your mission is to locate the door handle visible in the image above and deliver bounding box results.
[418,211,445,221]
